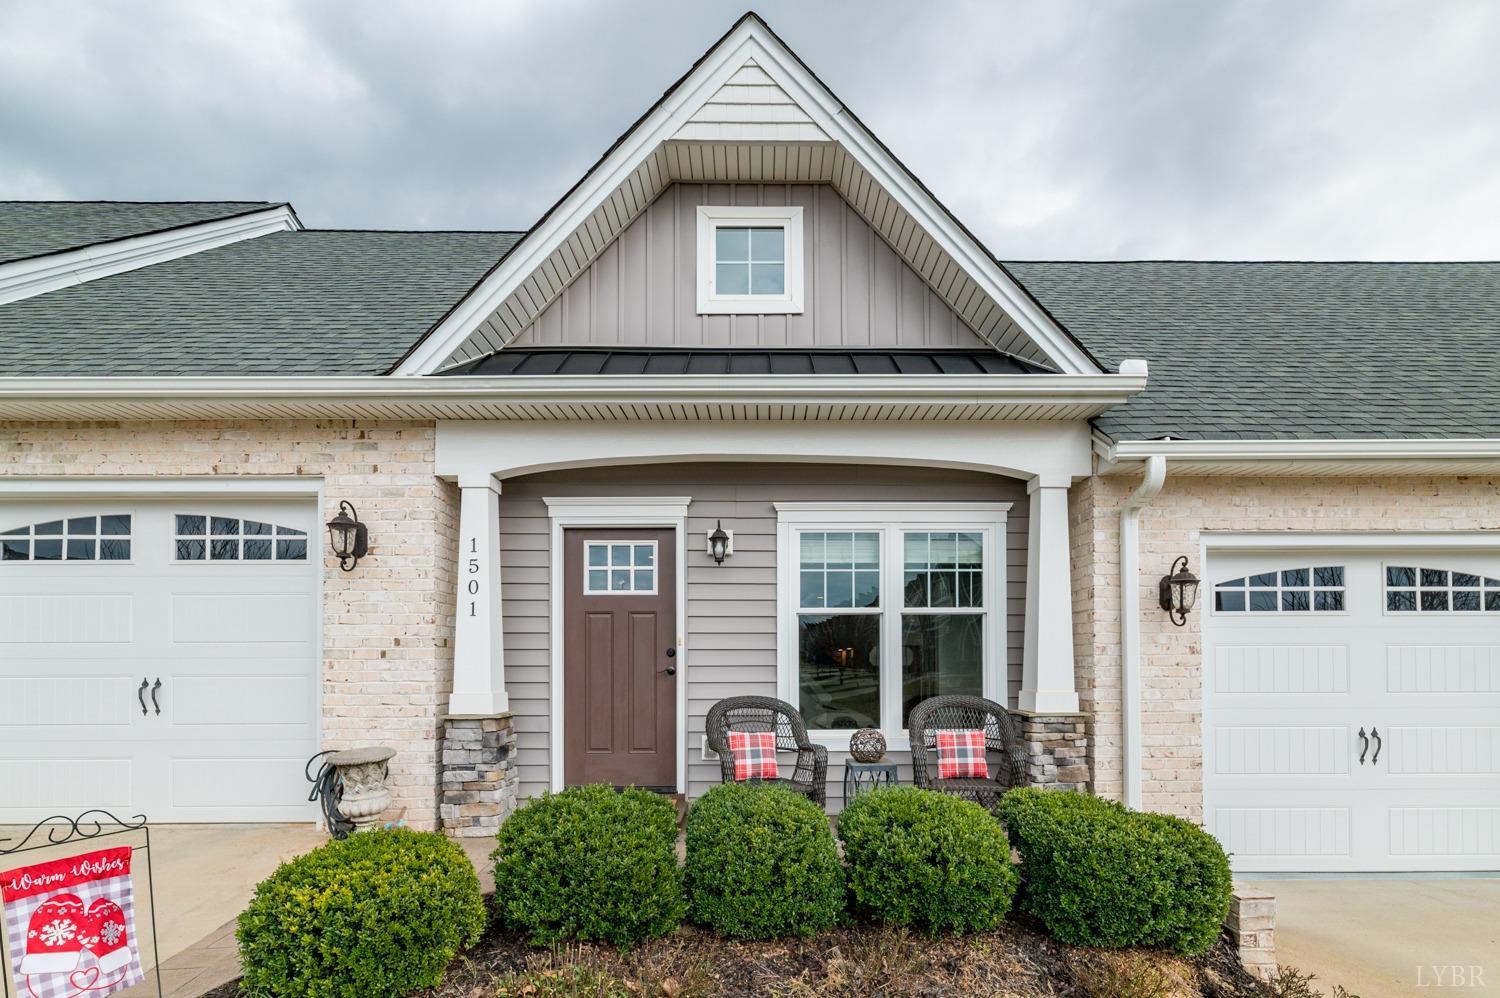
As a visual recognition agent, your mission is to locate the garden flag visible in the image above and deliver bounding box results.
[1,846,143,998]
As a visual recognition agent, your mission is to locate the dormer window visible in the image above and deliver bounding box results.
[696,205,804,314]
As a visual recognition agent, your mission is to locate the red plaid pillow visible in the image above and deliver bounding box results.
[727,730,780,780]
[935,729,988,779]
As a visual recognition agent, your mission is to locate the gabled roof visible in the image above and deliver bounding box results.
[0,230,520,376]
[441,347,1050,377]
[392,12,1102,376]
[1008,260,1500,440]
[0,201,279,264]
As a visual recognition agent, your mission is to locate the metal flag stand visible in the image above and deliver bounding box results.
[0,810,163,998]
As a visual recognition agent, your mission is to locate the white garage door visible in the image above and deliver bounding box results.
[1205,549,1500,872]
[0,499,318,823]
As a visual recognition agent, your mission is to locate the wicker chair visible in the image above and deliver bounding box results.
[908,695,1026,814]
[705,696,828,808]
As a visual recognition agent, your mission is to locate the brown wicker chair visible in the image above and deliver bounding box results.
[908,695,1025,814]
[705,696,828,808]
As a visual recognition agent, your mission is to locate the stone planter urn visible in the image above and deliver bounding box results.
[328,746,396,833]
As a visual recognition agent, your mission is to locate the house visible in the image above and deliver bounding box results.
[2,13,1496,877]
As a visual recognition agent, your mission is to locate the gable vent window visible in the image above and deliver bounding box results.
[1213,566,1345,613]
[1385,566,1500,612]
[1,515,132,561]
[696,205,804,315]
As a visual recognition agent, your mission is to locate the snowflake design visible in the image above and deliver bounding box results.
[100,921,124,946]
[38,918,77,947]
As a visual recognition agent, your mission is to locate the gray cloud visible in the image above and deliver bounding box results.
[2,0,1497,259]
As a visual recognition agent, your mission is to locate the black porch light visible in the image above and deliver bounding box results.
[326,500,369,571]
[1158,555,1200,626]
[708,520,731,564]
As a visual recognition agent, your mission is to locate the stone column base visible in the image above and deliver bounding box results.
[1011,712,1090,791]
[440,714,518,838]
[1225,884,1277,981]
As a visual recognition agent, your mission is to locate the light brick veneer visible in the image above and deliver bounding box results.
[1071,474,1500,819]
[0,419,456,827]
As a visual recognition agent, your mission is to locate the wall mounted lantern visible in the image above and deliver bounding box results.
[326,500,369,572]
[1158,556,1200,626]
[707,520,733,564]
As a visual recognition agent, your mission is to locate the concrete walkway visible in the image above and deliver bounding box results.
[1244,877,1500,997]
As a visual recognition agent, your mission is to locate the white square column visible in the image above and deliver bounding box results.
[449,474,508,716]
[1019,475,1080,713]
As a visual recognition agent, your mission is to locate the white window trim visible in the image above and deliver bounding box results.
[696,205,804,315]
[774,502,1009,751]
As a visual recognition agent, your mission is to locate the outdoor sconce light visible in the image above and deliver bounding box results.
[707,520,733,564]
[326,500,369,572]
[1158,556,1200,626]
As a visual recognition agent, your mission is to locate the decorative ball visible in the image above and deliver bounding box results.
[849,727,886,763]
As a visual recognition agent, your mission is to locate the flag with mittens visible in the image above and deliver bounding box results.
[1,846,143,998]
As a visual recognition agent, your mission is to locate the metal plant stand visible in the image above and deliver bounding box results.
[843,759,899,802]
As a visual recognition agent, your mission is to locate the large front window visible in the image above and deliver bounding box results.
[777,505,1007,740]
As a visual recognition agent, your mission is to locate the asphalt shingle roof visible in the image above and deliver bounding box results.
[444,347,1049,376]
[0,201,278,264]
[1007,261,1500,441]
[0,229,521,375]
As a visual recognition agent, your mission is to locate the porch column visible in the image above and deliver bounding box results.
[1020,475,1079,713]
[449,474,507,715]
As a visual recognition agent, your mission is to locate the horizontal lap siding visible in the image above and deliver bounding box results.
[499,463,1027,806]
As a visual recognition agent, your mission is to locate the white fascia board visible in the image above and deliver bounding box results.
[0,371,1145,410]
[393,18,1100,376]
[1104,438,1500,463]
[0,205,301,305]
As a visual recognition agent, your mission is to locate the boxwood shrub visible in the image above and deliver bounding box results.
[838,786,1018,935]
[237,828,484,997]
[998,788,1232,955]
[491,784,684,946]
[684,783,844,938]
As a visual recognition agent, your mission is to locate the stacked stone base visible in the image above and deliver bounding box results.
[1225,884,1277,981]
[1012,713,1090,791]
[440,715,518,837]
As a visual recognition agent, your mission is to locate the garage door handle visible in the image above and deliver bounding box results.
[150,678,162,716]
[1357,727,1368,765]
[1370,727,1381,764]
[137,678,149,716]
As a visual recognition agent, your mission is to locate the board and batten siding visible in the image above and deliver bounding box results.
[508,183,990,350]
[498,463,1028,809]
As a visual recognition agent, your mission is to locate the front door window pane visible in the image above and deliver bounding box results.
[798,613,880,730]
[901,614,983,727]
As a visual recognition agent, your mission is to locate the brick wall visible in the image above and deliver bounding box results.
[0,419,455,827]
[1072,473,1500,819]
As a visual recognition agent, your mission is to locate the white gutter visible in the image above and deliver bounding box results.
[1119,453,1166,810]
[0,205,300,305]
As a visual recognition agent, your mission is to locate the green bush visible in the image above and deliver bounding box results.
[684,783,844,938]
[998,788,1232,955]
[237,828,484,997]
[837,786,1018,935]
[491,784,684,946]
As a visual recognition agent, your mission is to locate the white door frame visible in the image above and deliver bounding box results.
[543,497,690,794]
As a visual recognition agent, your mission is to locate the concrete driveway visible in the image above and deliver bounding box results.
[1245,878,1500,997]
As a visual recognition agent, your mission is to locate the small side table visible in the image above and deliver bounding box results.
[843,760,899,802]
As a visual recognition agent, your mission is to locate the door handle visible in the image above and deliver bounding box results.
[1358,727,1368,765]
[663,665,677,676]
[150,678,162,716]
[1370,727,1381,764]
[137,678,149,716]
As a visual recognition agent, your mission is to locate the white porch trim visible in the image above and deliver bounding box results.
[1019,475,1080,714]
[449,474,508,716]
[542,497,691,794]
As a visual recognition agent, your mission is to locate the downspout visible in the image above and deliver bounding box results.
[1119,453,1166,810]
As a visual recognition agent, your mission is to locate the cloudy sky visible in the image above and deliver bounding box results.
[3,0,1498,259]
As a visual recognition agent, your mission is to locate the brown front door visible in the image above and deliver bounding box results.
[563,528,677,790]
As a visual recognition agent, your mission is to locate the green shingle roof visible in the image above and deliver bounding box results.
[1007,261,1500,441]
[0,201,279,264]
[0,229,521,375]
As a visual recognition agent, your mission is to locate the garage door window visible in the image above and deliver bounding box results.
[0,514,132,561]
[1385,565,1500,612]
[1213,565,1345,612]
[174,514,308,562]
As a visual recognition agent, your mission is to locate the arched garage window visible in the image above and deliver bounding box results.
[0,515,131,561]
[1385,566,1500,612]
[1214,566,1345,612]
[173,514,307,561]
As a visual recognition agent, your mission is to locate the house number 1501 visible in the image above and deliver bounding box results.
[468,537,480,616]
